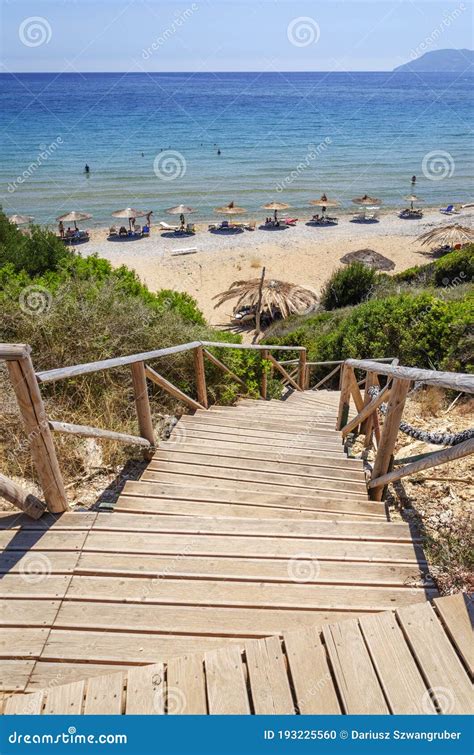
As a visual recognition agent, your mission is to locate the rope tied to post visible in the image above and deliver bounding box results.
[367,385,474,446]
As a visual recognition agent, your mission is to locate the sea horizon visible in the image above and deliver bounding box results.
[1,70,472,226]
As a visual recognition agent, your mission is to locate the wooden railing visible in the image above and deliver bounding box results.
[278,357,396,391]
[1,341,307,515]
[336,359,474,502]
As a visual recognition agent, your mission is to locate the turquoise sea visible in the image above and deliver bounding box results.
[0,72,473,225]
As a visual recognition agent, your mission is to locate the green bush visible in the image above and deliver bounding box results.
[320,262,377,310]
[0,212,73,276]
[433,247,474,287]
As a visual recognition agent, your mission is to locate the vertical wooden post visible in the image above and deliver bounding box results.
[261,350,269,399]
[254,266,266,340]
[130,362,155,458]
[193,345,208,409]
[7,354,68,513]
[298,350,307,390]
[362,371,378,447]
[336,364,353,430]
[370,377,410,501]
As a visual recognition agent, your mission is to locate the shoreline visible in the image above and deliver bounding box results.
[71,207,473,328]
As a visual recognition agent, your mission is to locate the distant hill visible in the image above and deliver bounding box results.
[394,48,474,73]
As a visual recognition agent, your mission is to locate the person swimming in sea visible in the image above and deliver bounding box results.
[411,175,416,184]
[217,148,221,155]
[84,164,90,174]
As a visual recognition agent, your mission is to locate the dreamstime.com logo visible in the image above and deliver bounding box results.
[153,150,187,181]
[422,150,455,181]
[8,727,127,745]
[7,137,63,194]
[19,16,52,47]
[19,285,53,316]
[142,4,199,59]
[287,17,320,47]
[287,553,321,582]
[19,553,52,584]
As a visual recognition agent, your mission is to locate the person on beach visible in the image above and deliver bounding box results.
[146,211,153,226]
[58,220,64,238]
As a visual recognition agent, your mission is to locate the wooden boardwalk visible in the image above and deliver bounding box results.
[4,594,472,715]
[0,391,441,700]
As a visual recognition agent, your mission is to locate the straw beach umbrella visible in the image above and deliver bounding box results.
[404,194,424,210]
[416,224,474,248]
[8,214,34,225]
[112,207,147,230]
[166,204,195,229]
[56,211,92,230]
[309,194,339,216]
[340,248,395,271]
[214,277,318,321]
[215,201,247,215]
[263,201,290,222]
[352,195,382,206]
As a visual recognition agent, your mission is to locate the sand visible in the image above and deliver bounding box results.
[84,208,473,328]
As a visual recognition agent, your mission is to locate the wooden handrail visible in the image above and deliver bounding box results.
[49,421,152,448]
[345,359,474,393]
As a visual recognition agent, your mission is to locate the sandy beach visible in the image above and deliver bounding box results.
[84,208,473,327]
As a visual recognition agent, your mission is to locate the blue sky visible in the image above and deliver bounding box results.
[1,0,472,72]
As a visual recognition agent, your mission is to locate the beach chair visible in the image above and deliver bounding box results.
[185,223,196,234]
[245,220,256,231]
[119,226,128,236]
[109,226,118,236]
[133,224,142,235]
[439,204,458,215]
[159,221,180,231]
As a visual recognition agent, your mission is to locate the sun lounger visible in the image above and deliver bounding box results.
[119,226,128,236]
[399,208,423,219]
[109,226,117,236]
[171,247,198,256]
[160,221,180,231]
[245,220,256,230]
[133,224,142,234]
[439,205,459,215]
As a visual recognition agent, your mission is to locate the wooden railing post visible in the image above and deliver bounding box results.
[336,363,353,430]
[130,361,155,458]
[361,371,377,444]
[370,377,410,501]
[6,351,68,513]
[193,345,208,409]
[298,350,307,390]
[261,350,269,399]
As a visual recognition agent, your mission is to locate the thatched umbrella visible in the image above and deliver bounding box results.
[309,194,339,215]
[213,277,318,321]
[8,214,34,225]
[112,207,147,230]
[352,194,382,206]
[166,204,195,229]
[404,194,424,210]
[56,210,92,231]
[262,201,290,222]
[340,248,395,271]
[215,201,247,215]
[416,224,474,248]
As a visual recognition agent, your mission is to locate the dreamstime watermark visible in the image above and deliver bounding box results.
[7,137,63,194]
[153,150,187,181]
[422,686,455,714]
[287,553,321,582]
[142,4,199,59]
[287,17,320,47]
[275,138,332,192]
[19,285,53,316]
[20,552,52,584]
[154,684,187,714]
[422,150,455,181]
[19,16,52,47]
[409,3,466,60]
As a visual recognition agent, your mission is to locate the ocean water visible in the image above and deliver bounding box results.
[0,72,473,226]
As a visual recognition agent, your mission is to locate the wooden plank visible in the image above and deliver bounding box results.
[205,645,249,714]
[122,479,369,504]
[178,416,342,441]
[370,378,410,501]
[166,655,207,714]
[150,451,365,478]
[342,383,390,437]
[194,411,336,432]
[284,628,340,714]
[4,691,44,714]
[92,512,412,541]
[434,594,474,675]
[7,357,67,513]
[84,530,423,564]
[397,602,473,714]
[359,611,436,714]
[245,636,294,713]
[0,599,60,626]
[157,440,356,467]
[0,628,50,659]
[0,574,71,599]
[323,618,389,713]
[49,420,151,448]
[114,496,378,521]
[173,427,344,451]
[75,552,424,587]
[345,359,474,394]
[126,663,164,714]
[0,530,88,551]
[193,345,208,408]
[140,469,368,496]
[28,662,134,691]
[131,361,155,451]
[160,436,347,459]
[64,575,434,611]
[43,680,85,714]
[40,629,240,664]
[145,365,204,412]
[0,551,79,574]
[84,671,124,714]
[0,661,35,692]
[0,511,97,531]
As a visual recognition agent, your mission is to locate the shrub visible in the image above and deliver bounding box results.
[0,212,72,276]
[433,247,474,288]
[320,262,377,310]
